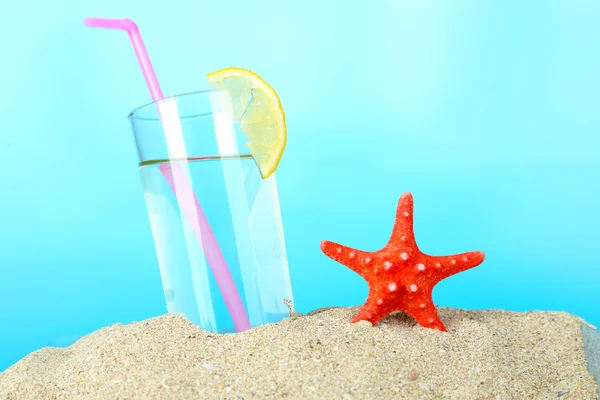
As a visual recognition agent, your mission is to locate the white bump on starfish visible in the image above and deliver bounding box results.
[436,262,441,268]
[416,263,426,271]
[462,256,468,262]
[401,235,407,241]
[401,252,409,260]
[403,211,409,217]
[365,257,372,264]
[388,282,397,292]
[377,299,383,305]
[451,259,456,265]
[428,318,435,324]
[384,261,393,270]
[337,248,342,254]
[349,251,355,258]
[409,284,418,292]
[419,303,426,309]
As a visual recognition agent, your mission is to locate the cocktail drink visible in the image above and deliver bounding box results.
[84,17,294,333]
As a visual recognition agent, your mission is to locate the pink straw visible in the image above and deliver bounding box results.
[84,17,251,332]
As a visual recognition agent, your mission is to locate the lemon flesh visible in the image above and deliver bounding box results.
[207,67,286,179]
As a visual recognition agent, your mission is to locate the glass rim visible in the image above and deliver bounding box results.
[127,86,262,121]
[127,89,215,120]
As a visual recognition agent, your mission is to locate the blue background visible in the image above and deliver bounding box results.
[1,0,599,371]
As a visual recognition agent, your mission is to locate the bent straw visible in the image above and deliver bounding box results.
[84,17,251,332]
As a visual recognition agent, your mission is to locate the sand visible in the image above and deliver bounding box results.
[0,307,598,399]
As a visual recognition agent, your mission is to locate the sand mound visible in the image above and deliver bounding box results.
[0,307,597,399]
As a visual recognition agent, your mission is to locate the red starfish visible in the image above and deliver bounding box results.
[320,192,485,332]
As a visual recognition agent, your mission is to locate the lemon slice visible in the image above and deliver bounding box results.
[206,67,286,179]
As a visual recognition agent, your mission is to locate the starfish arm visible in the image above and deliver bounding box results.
[387,192,417,248]
[320,240,373,276]
[431,251,485,280]
[409,303,447,332]
[352,292,394,326]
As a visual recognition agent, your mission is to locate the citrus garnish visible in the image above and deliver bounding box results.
[207,67,286,179]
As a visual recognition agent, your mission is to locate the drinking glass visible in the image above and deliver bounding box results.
[129,89,294,333]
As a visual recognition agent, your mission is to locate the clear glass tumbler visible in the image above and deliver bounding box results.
[129,89,294,333]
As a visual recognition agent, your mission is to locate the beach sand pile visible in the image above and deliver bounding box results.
[0,307,598,399]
